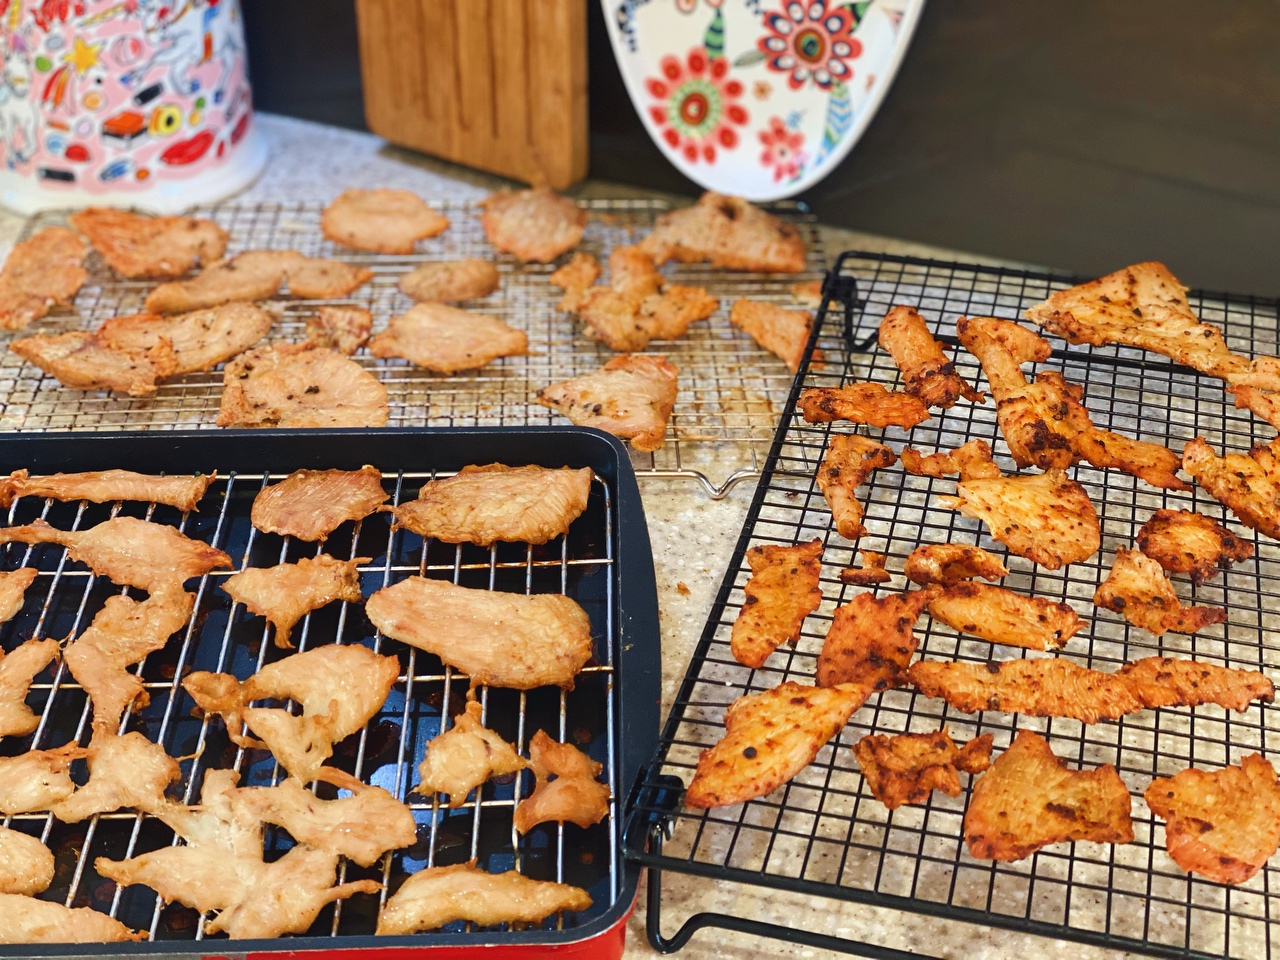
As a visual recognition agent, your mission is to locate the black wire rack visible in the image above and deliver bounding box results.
[623,252,1280,960]
[1,199,826,498]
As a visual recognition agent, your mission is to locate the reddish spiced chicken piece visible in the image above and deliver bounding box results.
[817,434,896,539]
[879,306,983,408]
[854,728,993,810]
[1135,508,1253,585]
[729,538,824,669]
[1094,548,1227,637]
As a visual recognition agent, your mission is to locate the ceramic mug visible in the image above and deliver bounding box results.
[0,0,267,214]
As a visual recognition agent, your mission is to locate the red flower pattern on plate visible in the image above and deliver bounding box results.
[759,116,806,182]
[758,1,862,90]
[645,48,748,164]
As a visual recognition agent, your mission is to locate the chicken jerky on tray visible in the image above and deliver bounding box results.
[536,354,678,452]
[145,250,373,314]
[797,382,931,430]
[927,581,1084,651]
[481,187,585,263]
[0,468,213,513]
[399,258,500,303]
[639,192,807,273]
[417,695,527,808]
[0,894,144,944]
[0,637,60,739]
[0,826,53,896]
[729,539,823,669]
[221,554,368,649]
[368,302,527,374]
[853,728,993,810]
[304,305,372,356]
[816,433,896,540]
[1094,548,1227,637]
[321,187,450,253]
[729,299,815,373]
[1135,508,1253,585]
[816,588,935,690]
[513,730,610,833]
[1182,436,1280,541]
[70,207,227,279]
[252,464,388,542]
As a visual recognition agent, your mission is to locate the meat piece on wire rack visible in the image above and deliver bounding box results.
[853,727,993,810]
[321,187,449,253]
[1135,508,1253,586]
[879,306,984,409]
[251,465,388,543]
[1094,548,1227,637]
[481,188,585,263]
[729,538,823,669]
[71,207,227,280]
[536,354,678,452]
[0,227,88,331]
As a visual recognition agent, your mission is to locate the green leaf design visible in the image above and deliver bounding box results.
[704,7,725,58]
[733,49,767,68]
[846,1,872,27]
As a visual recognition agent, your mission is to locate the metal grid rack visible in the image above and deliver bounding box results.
[0,459,623,944]
[624,252,1280,959]
[1,199,825,498]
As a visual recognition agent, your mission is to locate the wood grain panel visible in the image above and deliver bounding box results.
[355,0,588,188]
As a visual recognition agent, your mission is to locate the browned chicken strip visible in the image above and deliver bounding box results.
[399,259,500,303]
[797,383,931,430]
[321,188,449,253]
[394,463,591,546]
[0,227,87,331]
[0,469,212,512]
[93,303,274,375]
[481,188,585,262]
[903,543,1008,585]
[1094,548,1227,637]
[1182,437,1280,541]
[639,192,806,273]
[10,329,178,397]
[927,581,1083,651]
[70,207,227,279]
[221,554,368,648]
[145,250,373,313]
[0,568,36,624]
[0,744,83,814]
[366,577,593,689]
[854,728,993,810]
[0,517,231,592]
[901,439,1002,481]
[0,637,59,739]
[251,465,387,542]
[305,305,372,355]
[817,434,895,539]
[964,729,1133,862]
[48,731,180,823]
[816,588,936,689]
[879,306,983,408]
[549,252,602,311]
[513,730,610,833]
[0,894,144,943]
[217,342,390,429]
[729,539,823,669]
[536,354,678,452]
[840,550,891,585]
[729,299,814,372]
[368,303,527,373]
[417,696,527,807]
[1136,508,1253,585]
[1145,754,1280,885]
[376,862,592,935]
[0,827,54,896]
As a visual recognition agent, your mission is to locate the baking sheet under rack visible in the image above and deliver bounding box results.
[625,252,1280,959]
[4,198,826,499]
[0,447,622,946]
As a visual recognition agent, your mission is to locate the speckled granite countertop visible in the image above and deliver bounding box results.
[0,114,1139,960]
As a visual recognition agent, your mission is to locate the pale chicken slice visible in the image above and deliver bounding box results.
[233,768,417,867]
[399,259,500,303]
[63,585,195,733]
[49,731,180,822]
[0,744,83,814]
[365,577,593,689]
[548,252,601,311]
[377,862,592,934]
[927,581,1083,650]
[964,729,1133,862]
[1183,437,1280,541]
[0,568,36,624]
[217,342,390,429]
[903,543,1009,585]
[641,283,719,339]
[0,227,88,331]
[304,305,372,355]
[221,554,368,649]
[0,637,60,738]
[144,250,373,313]
[10,329,178,397]
[513,730,610,833]
[607,246,663,299]
[322,188,449,254]
[639,192,806,273]
[183,644,400,784]
[1136,508,1253,585]
[0,894,143,944]
[729,539,824,669]
[0,469,213,512]
[939,469,1100,570]
[536,354,678,452]
[797,383,931,429]
[393,464,592,546]
[70,207,227,279]
[575,286,653,352]
[1094,548,1227,637]
[368,303,527,373]
[0,517,232,593]
[684,681,865,808]
[480,188,585,263]
[0,827,53,896]
[817,434,896,539]
[729,299,813,372]
[94,303,274,375]
[251,465,387,542]
[879,306,983,408]
[816,588,936,690]
[417,696,527,807]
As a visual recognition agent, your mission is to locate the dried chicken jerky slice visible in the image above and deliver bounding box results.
[816,588,936,689]
[0,469,212,513]
[48,732,180,823]
[0,826,54,896]
[417,695,527,807]
[1094,548,1227,637]
[1145,753,1280,885]
[0,227,87,331]
[817,434,896,539]
[728,538,823,669]
[144,250,372,313]
[0,894,144,943]
[1183,437,1280,541]
[96,303,273,375]
[70,207,227,279]
[536,354,678,452]
[639,192,806,273]
[0,568,35,625]
[0,744,84,815]
[321,187,449,253]
[1136,508,1253,585]
[956,315,1051,365]
[641,283,719,340]
[399,258,500,303]
[0,638,59,739]
[854,728,993,810]
[729,299,813,372]
[939,469,1100,570]
[481,188,585,262]
[305,305,372,355]
[607,245,663,299]
[252,465,388,542]
[879,306,983,408]
[964,729,1133,862]
[901,439,1001,481]
[513,730,610,833]
[684,681,865,809]
[368,303,527,373]
[903,543,1008,585]
[221,554,368,649]
[927,581,1083,651]
[216,342,390,429]
[10,329,178,397]
[840,550,891,585]
[1227,384,1280,429]
[798,382,930,429]
[549,252,601,311]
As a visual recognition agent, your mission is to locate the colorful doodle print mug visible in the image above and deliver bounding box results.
[603,0,926,201]
[0,0,266,214]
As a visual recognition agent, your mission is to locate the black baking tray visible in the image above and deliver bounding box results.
[0,426,660,956]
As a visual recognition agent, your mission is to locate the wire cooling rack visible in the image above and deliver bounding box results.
[624,252,1280,959]
[0,447,624,946]
[0,199,825,498]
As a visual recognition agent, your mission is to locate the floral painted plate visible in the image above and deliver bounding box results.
[603,0,926,201]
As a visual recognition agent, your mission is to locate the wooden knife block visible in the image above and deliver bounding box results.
[355,0,588,189]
